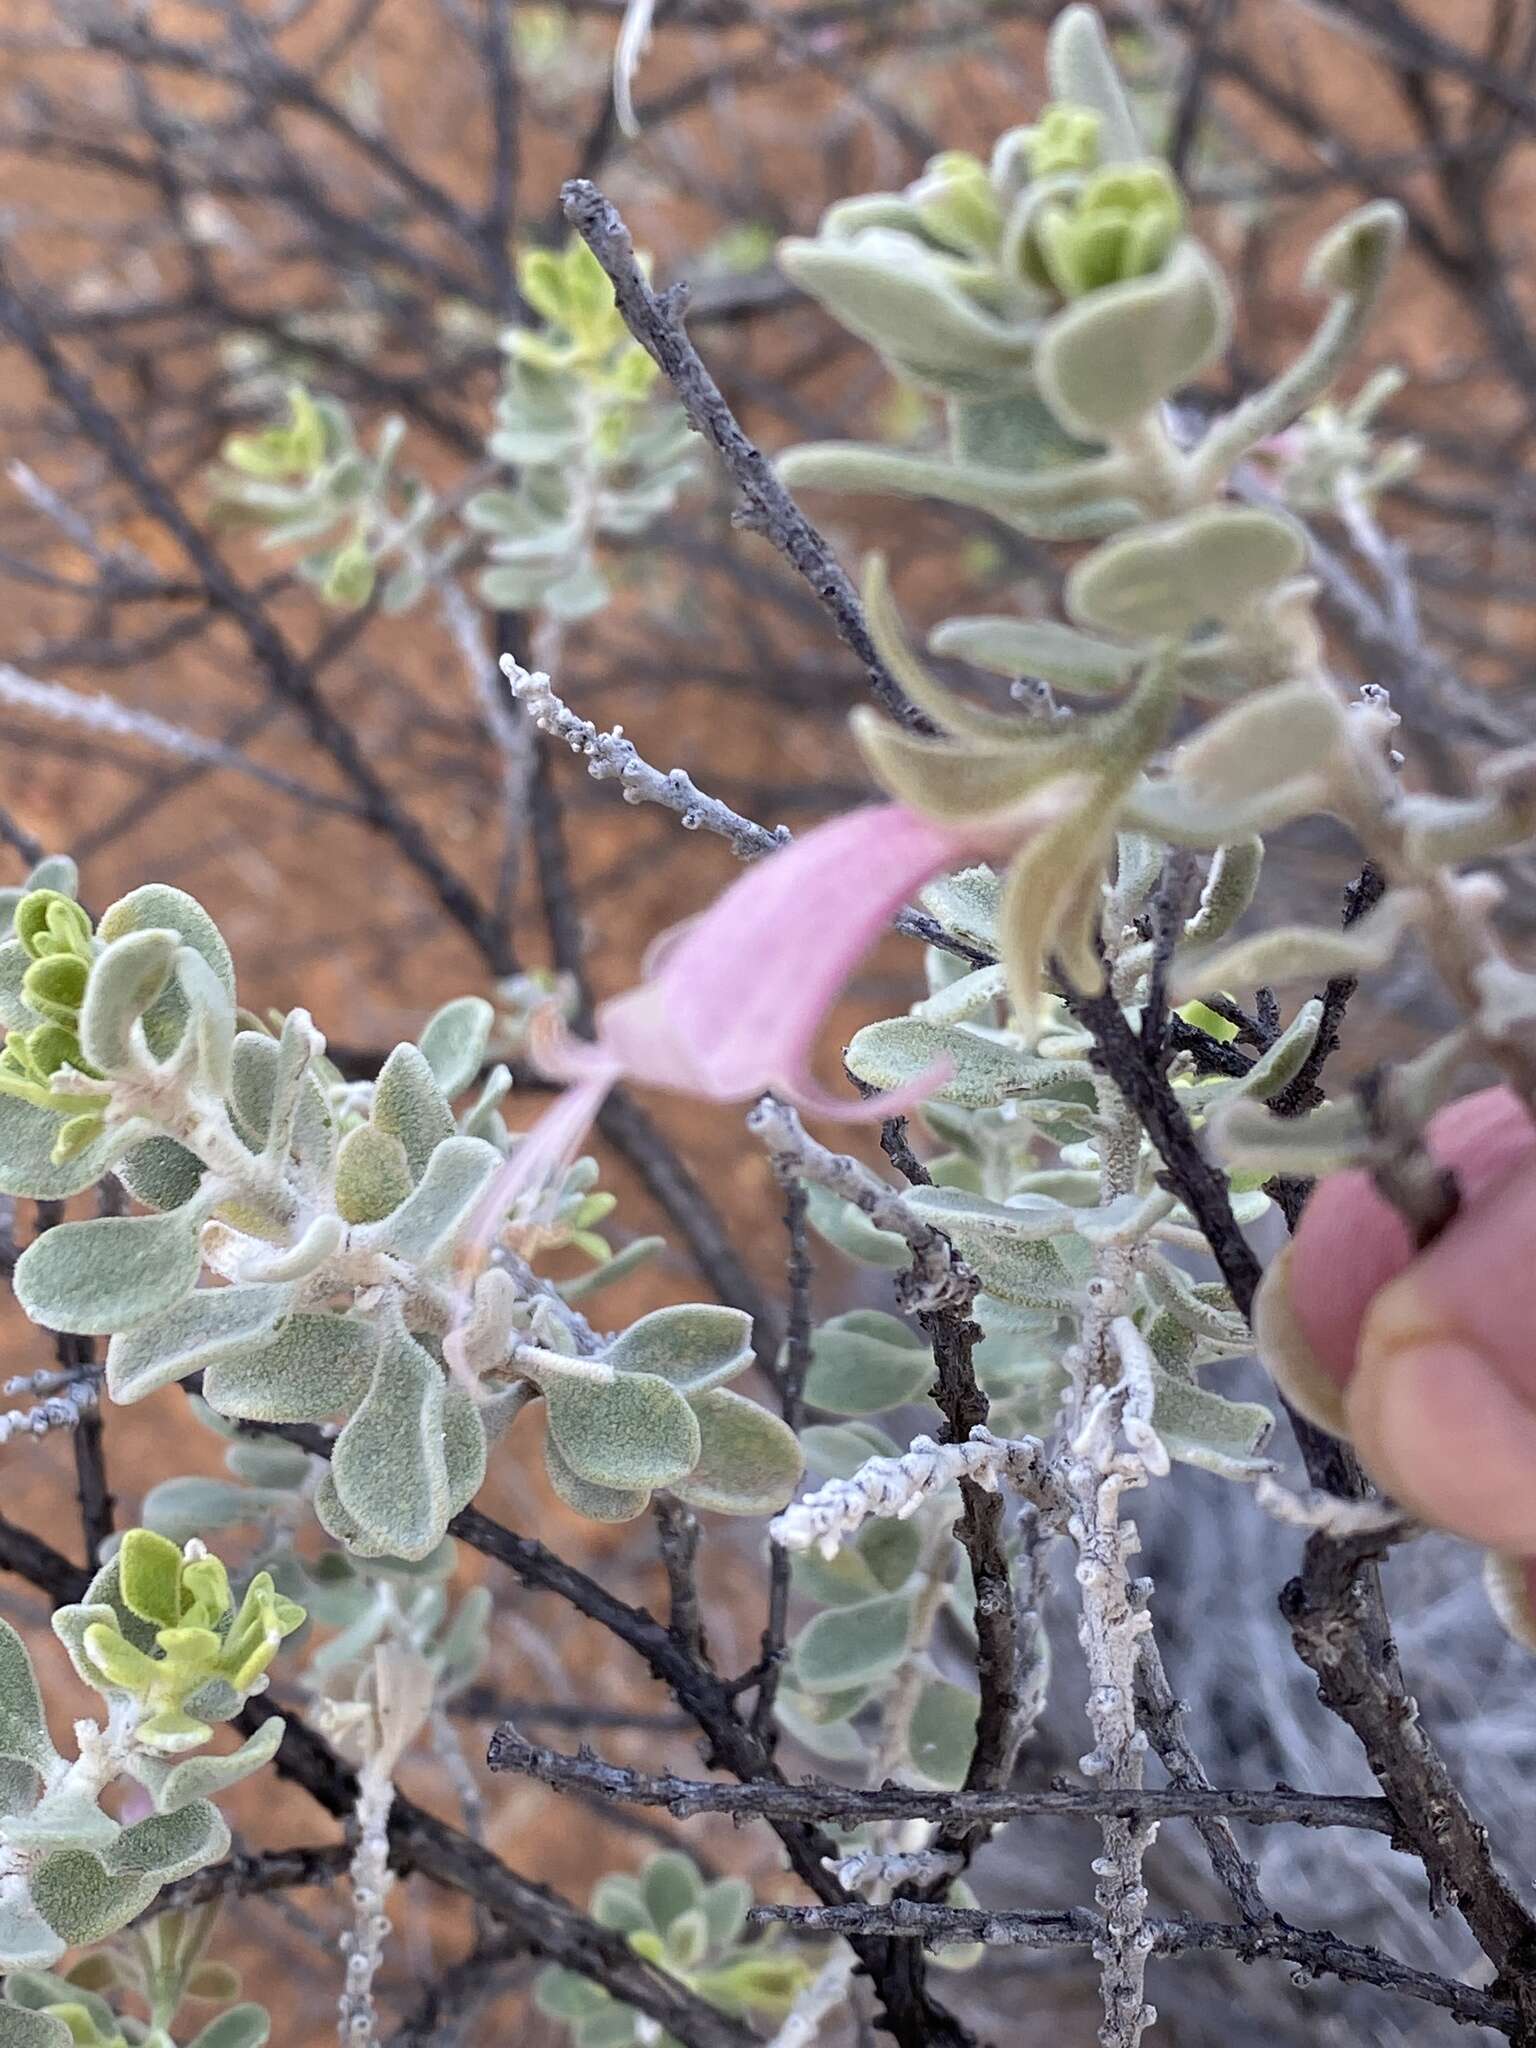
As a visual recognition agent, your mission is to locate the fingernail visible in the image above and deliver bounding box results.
[1349,1279,1536,1551]
[1483,1551,1536,1652]
[1253,1241,1350,1437]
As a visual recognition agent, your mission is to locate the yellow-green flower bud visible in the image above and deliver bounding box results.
[22,953,89,1028]
[85,1532,306,1754]
[222,384,328,480]
[910,151,1003,258]
[322,539,377,610]
[1030,162,1184,298]
[16,889,93,963]
[1027,103,1102,178]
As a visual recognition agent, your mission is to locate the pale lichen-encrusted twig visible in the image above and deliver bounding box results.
[1056,1079,1167,2048]
[768,1428,1051,1560]
[506,658,788,859]
[747,1097,973,1313]
[0,1367,99,1443]
[1252,1475,1415,1540]
[826,1846,965,1894]
[764,1947,858,2048]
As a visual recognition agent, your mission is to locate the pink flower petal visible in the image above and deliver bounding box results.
[597,803,973,1109]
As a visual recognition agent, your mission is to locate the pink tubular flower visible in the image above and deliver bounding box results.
[458,790,1079,1282]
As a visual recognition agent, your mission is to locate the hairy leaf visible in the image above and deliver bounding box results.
[17,1206,204,1336]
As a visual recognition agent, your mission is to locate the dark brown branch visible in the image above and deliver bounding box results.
[560,177,924,733]
[484,1728,1397,1835]
[748,1899,1518,2034]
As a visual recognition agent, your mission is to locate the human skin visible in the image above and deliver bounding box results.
[1277,1084,1536,1560]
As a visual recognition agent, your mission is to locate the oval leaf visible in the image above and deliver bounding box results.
[17,1207,204,1336]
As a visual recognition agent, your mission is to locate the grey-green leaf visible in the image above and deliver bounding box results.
[0,1094,136,1202]
[330,1325,450,1560]
[543,1437,652,1523]
[604,1304,754,1394]
[804,1311,933,1416]
[184,2008,272,2048]
[792,1593,914,1693]
[372,1042,456,1183]
[107,1283,293,1403]
[1037,240,1231,440]
[418,996,494,1098]
[132,1720,285,1817]
[673,1389,802,1515]
[17,1206,204,1336]
[357,1135,501,1263]
[904,1676,977,1788]
[201,1312,380,1424]
[78,930,179,1074]
[0,1619,55,1774]
[543,1371,700,1492]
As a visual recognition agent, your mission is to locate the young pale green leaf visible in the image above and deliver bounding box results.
[131,1717,285,1815]
[1151,1366,1275,1479]
[0,1093,138,1202]
[1175,895,1416,1004]
[1212,1095,1370,1176]
[1047,4,1143,160]
[107,1283,294,1404]
[201,1312,379,1424]
[803,1184,910,1270]
[0,1619,55,1774]
[371,1043,455,1182]
[417,996,494,1098]
[17,1206,204,1336]
[603,1303,754,1394]
[929,615,1138,695]
[118,1527,183,1627]
[1067,506,1307,639]
[673,1389,802,1515]
[641,1851,702,1932]
[904,1184,1077,1248]
[846,1017,1018,1109]
[330,1324,450,1560]
[1036,239,1230,439]
[334,1123,413,1223]
[77,930,179,1074]
[184,2008,272,2048]
[542,1371,700,1493]
[803,1311,933,1416]
[97,886,234,1061]
[792,1592,914,1694]
[356,1135,502,1263]
[800,1421,903,1481]
[116,1136,205,1213]
[920,867,1001,953]
[904,1676,978,1789]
